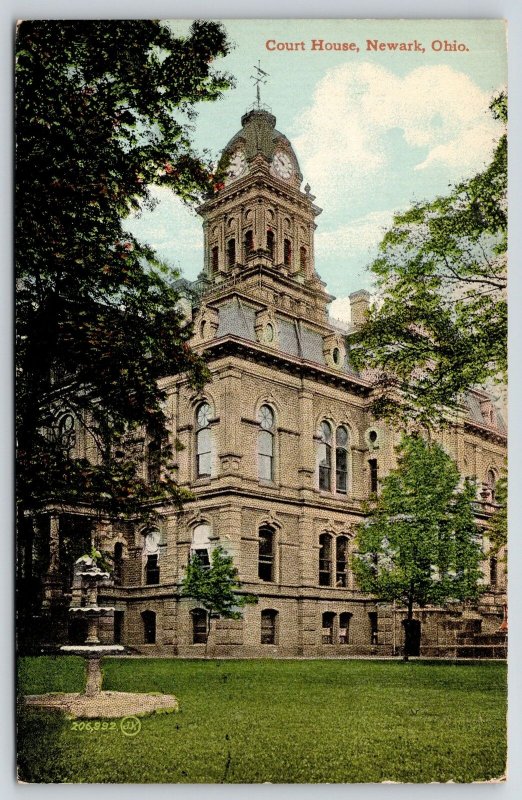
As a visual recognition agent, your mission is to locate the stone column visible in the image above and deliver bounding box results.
[298,515,317,587]
[298,389,315,493]
[219,214,226,274]
[218,506,243,567]
[218,367,243,476]
[254,198,264,251]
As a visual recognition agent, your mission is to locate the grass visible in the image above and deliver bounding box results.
[17,657,506,783]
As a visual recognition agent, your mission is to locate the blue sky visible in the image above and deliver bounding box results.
[124,19,506,323]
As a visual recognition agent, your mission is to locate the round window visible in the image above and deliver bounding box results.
[369,430,378,444]
[259,405,274,430]
[332,347,341,365]
[197,403,211,429]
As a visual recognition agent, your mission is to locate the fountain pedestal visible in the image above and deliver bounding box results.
[60,553,125,695]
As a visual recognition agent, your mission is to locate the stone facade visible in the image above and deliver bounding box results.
[34,107,507,658]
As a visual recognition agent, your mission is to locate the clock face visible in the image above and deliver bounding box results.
[226,150,247,181]
[271,151,293,179]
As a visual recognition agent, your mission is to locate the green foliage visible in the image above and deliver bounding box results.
[181,546,257,627]
[351,92,507,426]
[17,657,507,783]
[488,471,507,551]
[352,435,483,614]
[16,20,234,518]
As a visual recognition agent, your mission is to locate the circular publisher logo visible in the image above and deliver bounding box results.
[120,716,142,737]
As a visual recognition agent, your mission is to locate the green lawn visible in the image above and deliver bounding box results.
[17,657,506,783]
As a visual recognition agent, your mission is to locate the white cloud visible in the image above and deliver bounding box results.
[292,63,501,206]
[315,209,394,260]
[329,296,353,325]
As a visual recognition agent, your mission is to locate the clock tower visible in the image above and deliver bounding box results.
[196,106,331,326]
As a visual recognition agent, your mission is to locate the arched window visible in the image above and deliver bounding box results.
[227,238,236,267]
[339,612,352,644]
[244,229,254,259]
[335,427,348,493]
[147,438,161,484]
[490,555,498,587]
[57,412,76,452]
[191,523,212,568]
[258,526,275,581]
[261,609,278,644]
[322,612,335,644]
[369,458,379,494]
[211,245,219,272]
[192,608,208,643]
[299,246,307,271]
[196,402,212,478]
[283,238,292,267]
[267,230,275,259]
[336,536,349,587]
[486,470,497,502]
[258,405,275,481]
[319,533,333,586]
[318,421,332,491]
[142,610,156,644]
[114,542,123,585]
[145,554,160,585]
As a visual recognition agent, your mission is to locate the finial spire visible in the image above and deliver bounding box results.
[250,60,269,108]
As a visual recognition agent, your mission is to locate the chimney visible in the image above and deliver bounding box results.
[349,290,371,328]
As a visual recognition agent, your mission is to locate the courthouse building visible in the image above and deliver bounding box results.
[36,106,507,657]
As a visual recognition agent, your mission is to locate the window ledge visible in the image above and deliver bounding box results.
[259,480,278,489]
[194,476,212,486]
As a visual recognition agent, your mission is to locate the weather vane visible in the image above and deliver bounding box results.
[250,60,269,108]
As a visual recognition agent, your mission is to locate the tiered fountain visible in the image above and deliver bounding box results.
[60,552,125,695]
[25,550,178,718]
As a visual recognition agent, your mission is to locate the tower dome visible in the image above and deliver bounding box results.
[218,108,303,184]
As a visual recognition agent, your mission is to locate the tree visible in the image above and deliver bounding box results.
[351,435,483,659]
[16,20,233,521]
[15,21,235,638]
[181,546,257,649]
[351,93,507,426]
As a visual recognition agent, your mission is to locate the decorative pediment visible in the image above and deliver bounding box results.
[194,305,219,343]
[323,333,346,370]
[254,308,279,348]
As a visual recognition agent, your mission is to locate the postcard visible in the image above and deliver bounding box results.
[15,18,507,783]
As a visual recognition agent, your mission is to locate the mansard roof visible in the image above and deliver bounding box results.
[215,296,358,377]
